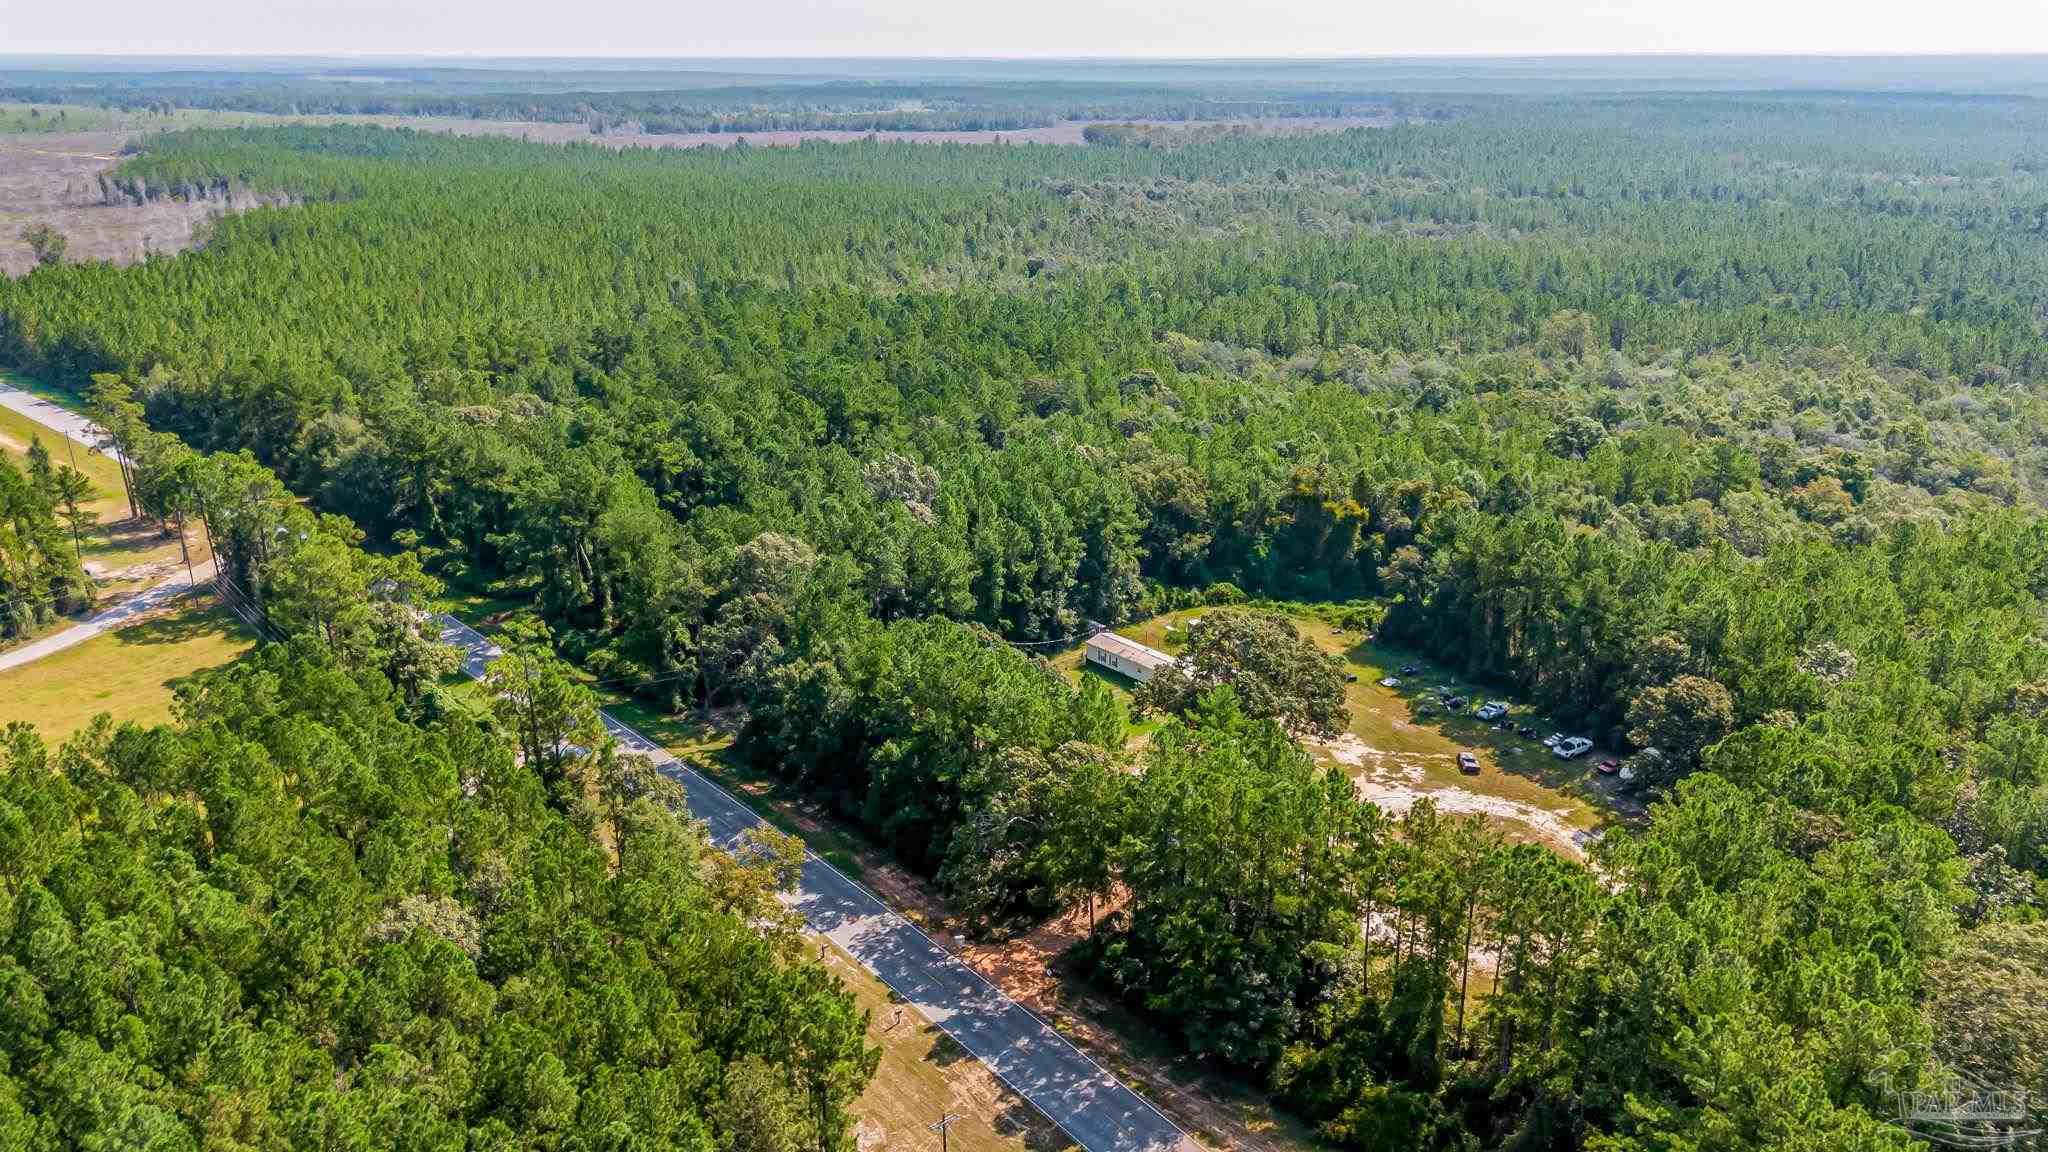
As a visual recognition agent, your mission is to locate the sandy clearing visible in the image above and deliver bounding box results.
[1352,776,1600,860]
[0,130,245,275]
[1320,732,1428,781]
[1315,732,1602,859]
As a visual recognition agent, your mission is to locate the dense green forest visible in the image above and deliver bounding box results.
[0,644,875,1150]
[0,426,878,1149]
[4,92,2048,1149]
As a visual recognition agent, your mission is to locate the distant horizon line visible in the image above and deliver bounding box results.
[6,50,2048,63]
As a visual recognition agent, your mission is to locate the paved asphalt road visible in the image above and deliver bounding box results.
[437,614,1190,1152]
[0,377,124,462]
[0,566,209,674]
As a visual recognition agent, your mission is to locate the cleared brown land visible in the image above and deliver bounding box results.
[0,131,217,274]
[1,111,1387,275]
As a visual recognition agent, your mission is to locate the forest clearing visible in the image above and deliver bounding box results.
[1055,608,1617,856]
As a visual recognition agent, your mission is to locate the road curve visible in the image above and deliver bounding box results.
[437,614,1191,1152]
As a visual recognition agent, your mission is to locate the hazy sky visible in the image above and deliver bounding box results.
[6,0,2045,57]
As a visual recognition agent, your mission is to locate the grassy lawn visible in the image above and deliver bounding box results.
[0,401,124,500]
[1055,606,1625,852]
[0,371,91,412]
[819,944,1076,1152]
[0,600,256,742]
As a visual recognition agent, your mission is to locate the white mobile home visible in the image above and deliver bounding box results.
[1084,632,1176,684]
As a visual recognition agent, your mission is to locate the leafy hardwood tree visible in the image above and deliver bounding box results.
[1134,611,1351,737]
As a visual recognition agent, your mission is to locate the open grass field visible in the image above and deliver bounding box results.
[1053,607,1627,856]
[0,104,263,135]
[0,599,255,742]
[0,397,124,499]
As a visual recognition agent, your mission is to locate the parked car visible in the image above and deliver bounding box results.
[1554,737,1594,760]
[1542,733,1563,747]
[1475,700,1509,721]
[1457,751,1481,774]
[1517,724,1539,739]
[1447,695,1468,710]
[1378,676,1401,687]
[1345,672,1360,682]
[1399,664,1421,676]
[1596,758,1622,775]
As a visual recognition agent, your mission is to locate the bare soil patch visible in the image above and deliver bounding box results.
[0,131,236,274]
[818,944,1075,1152]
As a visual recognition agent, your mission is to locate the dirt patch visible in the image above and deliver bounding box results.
[1,131,197,273]
[0,130,283,275]
[1317,732,1603,858]
[820,944,1075,1152]
[1320,732,1428,781]
[1350,775,1601,860]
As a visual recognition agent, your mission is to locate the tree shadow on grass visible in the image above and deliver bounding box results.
[993,1095,1081,1152]
[109,601,240,649]
[607,702,730,755]
[927,1030,974,1069]
[86,517,185,565]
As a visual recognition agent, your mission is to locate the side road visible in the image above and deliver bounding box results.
[0,377,124,462]
[438,615,1193,1152]
[0,564,210,674]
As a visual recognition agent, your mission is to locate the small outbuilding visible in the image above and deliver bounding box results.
[1084,631,1177,684]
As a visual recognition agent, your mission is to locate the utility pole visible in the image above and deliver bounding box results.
[193,485,218,595]
[928,1113,962,1152]
[60,436,85,571]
